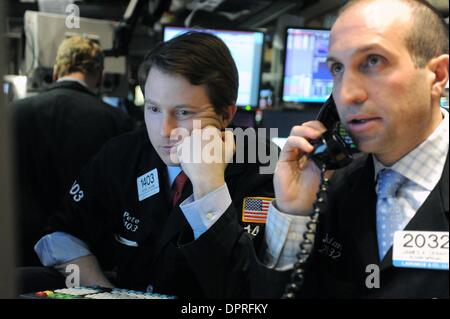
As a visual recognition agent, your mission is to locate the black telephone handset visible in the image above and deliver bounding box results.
[308,95,359,170]
[282,95,360,299]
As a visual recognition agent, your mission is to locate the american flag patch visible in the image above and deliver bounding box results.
[242,197,272,224]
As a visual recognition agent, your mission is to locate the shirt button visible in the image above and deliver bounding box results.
[206,212,215,220]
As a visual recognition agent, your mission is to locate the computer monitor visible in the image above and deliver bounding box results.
[3,81,10,95]
[282,27,333,104]
[4,75,28,101]
[102,96,122,108]
[23,11,127,96]
[162,26,264,109]
[262,108,320,150]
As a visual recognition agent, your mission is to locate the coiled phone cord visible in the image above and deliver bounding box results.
[282,163,329,299]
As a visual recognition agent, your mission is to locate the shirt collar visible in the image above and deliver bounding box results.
[57,76,89,88]
[166,165,183,187]
[373,108,449,191]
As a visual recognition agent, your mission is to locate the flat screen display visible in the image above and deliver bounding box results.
[282,28,333,104]
[163,26,264,108]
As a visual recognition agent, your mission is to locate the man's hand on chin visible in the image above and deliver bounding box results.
[176,126,235,200]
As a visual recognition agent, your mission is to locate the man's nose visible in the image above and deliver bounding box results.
[160,115,177,137]
[336,71,368,106]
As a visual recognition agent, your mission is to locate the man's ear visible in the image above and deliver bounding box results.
[222,104,237,128]
[428,54,449,99]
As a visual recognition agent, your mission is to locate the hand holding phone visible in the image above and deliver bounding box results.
[308,95,359,169]
[274,95,359,215]
[281,95,361,298]
[274,121,330,215]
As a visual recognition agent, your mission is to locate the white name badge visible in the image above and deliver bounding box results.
[393,231,449,271]
[136,168,160,201]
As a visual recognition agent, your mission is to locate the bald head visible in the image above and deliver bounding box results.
[338,0,412,30]
[335,0,449,67]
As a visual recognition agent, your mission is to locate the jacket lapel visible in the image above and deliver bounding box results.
[151,180,193,260]
[151,160,245,261]
[344,155,380,267]
[116,145,170,249]
[380,151,449,270]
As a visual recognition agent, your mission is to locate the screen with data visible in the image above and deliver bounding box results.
[282,28,333,104]
[163,26,264,108]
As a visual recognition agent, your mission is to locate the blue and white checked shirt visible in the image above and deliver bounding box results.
[265,109,449,270]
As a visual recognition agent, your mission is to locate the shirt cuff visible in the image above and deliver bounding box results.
[34,231,92,266]
[180,183,232,240]
[264,200,310,270]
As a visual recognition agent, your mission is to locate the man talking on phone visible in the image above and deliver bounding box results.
[180,0,449,298]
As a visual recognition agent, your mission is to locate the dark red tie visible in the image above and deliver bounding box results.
[171,171,188,208]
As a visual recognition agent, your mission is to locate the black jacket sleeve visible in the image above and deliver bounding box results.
[178,137,287,298]
[179,205,291,298]
[47,140,120,269]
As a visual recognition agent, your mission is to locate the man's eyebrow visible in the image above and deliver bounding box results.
[173,104,196,109]
[326,44,389,63]
[144,99,196,109]
[144,98,159,106]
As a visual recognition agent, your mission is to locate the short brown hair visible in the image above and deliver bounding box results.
[339,0,449,67]
[138,31,238,116]
[54,36,104,78]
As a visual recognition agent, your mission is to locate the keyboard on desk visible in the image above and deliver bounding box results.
[22,286,176,299]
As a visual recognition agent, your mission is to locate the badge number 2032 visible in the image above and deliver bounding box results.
[394,231,449,270]
[401,232,449,250]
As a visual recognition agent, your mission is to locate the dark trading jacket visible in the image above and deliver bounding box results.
[48,128,276,298]
[12,81,133,266]
[181,152,449,299]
